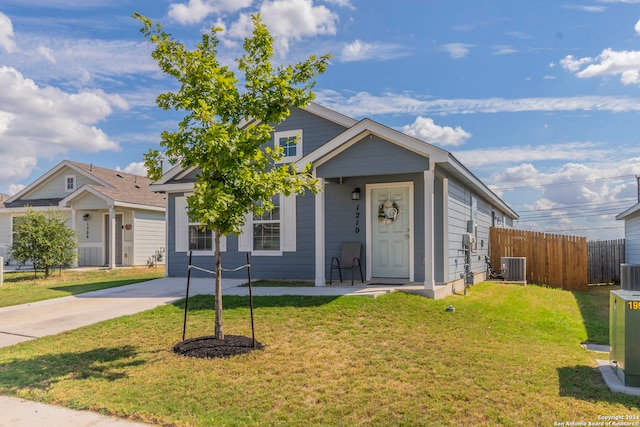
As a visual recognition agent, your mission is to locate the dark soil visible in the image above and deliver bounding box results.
[173,335,264,359]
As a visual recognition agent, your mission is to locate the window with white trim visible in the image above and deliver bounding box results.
[253,196,281,251]
[174,195,225,254]
[274,129,302,163]
[65,175,76,192]
[238,193,296,255]
[189,221,212,251]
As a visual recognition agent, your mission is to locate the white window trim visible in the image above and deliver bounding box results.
[274,129,303,163]
[238,193,296,256]
[65,175,76,192]
[175,195,226,255]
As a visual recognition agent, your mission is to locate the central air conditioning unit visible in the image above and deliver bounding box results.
[501,257,526,282]
[620,264,640,291]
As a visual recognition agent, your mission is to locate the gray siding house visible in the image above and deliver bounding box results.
[152,103,518,298]
[0,160,166,268]
[616,196,640,264]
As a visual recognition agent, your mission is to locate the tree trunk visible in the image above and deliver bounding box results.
[214,229,224,340]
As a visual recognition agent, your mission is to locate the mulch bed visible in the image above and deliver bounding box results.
[173,335,264,359]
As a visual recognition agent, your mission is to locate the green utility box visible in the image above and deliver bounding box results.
[610,290,640,387]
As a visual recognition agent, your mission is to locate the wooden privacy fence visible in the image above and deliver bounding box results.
[489,227,588,291]
[587,239,625,285]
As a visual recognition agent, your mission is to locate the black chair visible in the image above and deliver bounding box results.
[330,242,364,286]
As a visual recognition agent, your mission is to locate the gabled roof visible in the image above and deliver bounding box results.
[616,202,640,220]
[297,117,518,220]
[5,160,165,210]
[149,102,518,219]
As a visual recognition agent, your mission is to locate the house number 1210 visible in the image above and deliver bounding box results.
[355,204,360,234]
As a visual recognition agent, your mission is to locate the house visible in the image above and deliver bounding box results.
[616,180,640,264]
[0,160,166,268]
[151,103,519,298]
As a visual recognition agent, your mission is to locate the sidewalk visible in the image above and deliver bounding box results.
[0,276,413,426]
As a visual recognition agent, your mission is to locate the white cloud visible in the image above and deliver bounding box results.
[559,54,593,72]
[341,40,375,62]
[454,141,619,169]
[562,48,640,85]
[168,0,253,25]
[259,0,338,52]
[322,0,355,9]
[224,0,338,53]
[402,116,471,147]
[0,66,120,186]
[315,90,640,117]
[3,36,159,89]
[563,4,607,12]
[0,12,17,53]
[441,43,472,59]
[37,45,56,63]
[506,31,532,39]
[492,45,518,55]
[118,162,148,176]
[636,18,640,34]
[340,39,410,62]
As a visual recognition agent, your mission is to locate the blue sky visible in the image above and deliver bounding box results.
[1,0,640,240]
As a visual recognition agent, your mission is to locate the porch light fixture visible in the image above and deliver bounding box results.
[351,187,361,201]
[82,213,90,221]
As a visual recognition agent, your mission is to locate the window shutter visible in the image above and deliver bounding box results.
[174,196,188,252]
[237,212,252,252]
[282,194,296,252]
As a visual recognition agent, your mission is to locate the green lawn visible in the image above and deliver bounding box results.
[0,266,165,307]
[0,282,637,426]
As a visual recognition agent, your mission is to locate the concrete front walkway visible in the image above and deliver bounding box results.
[0,276,415,426]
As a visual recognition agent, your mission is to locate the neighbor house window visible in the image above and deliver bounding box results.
[65,175,76,192]
[253,196,280,251]
[274,129,302,163]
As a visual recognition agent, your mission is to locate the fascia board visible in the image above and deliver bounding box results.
[113,201,165,212]
[444,153,519,220]
[149,182,195,193]
[59,185,113,207]
[8,160,112,203]
[616,203,640,220]
[296,119,446,170]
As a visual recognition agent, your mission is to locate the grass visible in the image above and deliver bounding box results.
[0,282,638,426]
[0,266,165,307]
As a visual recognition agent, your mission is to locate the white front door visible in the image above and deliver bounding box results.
[370,185,411,278]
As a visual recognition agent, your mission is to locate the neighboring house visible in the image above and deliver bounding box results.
[616,187,640,264]
[151,103,519,298]
[0,160,166,268]
[0,193,8,208]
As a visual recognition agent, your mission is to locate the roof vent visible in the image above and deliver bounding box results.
[116,173,124,178]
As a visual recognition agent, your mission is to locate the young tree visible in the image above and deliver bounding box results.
[9,208,78,278]
[135,13,330,340]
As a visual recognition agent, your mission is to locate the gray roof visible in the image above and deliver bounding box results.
[5,160,165,210]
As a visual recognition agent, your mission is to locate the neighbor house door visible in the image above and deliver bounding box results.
[370,185,411,278]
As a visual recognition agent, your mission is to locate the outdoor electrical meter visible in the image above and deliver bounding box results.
[610,290,640,387]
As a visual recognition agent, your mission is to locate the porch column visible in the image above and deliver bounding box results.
[108,206,116,270]
[314,178,326,286]
[70,206,78,267]
[424,170,435,290]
